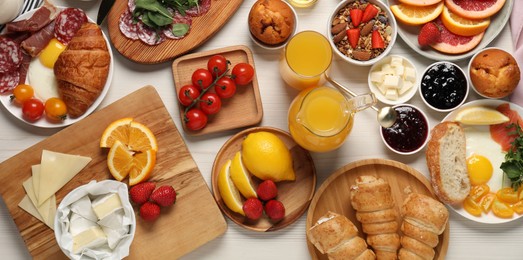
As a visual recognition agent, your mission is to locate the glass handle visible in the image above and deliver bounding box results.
[324,73,378,112]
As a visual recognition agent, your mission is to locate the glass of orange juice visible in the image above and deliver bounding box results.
[286,0,318,8]
[288,86,376,152]
[279,31,332,90]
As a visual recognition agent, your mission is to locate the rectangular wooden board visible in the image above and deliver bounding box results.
[0,86,227,259]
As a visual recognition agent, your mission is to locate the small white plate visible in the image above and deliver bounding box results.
[368,55,418,105]
[0,6,113,128]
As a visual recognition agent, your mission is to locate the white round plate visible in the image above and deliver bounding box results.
[443,99,523,224]
[0,6,113,128]
[386,0,513,61]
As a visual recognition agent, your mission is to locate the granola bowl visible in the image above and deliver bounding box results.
[328,0,397,66]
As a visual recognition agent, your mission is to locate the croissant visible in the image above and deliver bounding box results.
[54,22,110,118]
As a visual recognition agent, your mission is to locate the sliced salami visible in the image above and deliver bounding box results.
[54,8,88,45]
[137,22,166,46]
[0,37,23,74]
[186,0,211,17]
[163,12,192,40]
[0,71,20,94]
[119,10,139,40]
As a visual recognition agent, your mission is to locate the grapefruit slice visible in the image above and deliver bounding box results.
[399,0,442,6]
[445,0,506,19]
[430,18,484,54]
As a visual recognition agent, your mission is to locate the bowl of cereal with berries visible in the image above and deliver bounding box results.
[328,0,397,66]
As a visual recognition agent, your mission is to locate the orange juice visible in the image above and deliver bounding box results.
[279,31,332,90]
[287,0,317,8]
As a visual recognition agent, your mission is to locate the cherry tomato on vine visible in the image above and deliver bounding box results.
[214,76,236,99]
[207,55,228,78]
[10,84,34,104]
[191,68,213,90]
[178,84,200,106]
[45,97,68,121]
[200,93,222,115]
[184,108,208,131]
[231,63,254,86]
[22,98,44,121]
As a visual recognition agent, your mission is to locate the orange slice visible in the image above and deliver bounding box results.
[441,6,490,36]
[390,2,444,26]
[129,149,157,186]
[107,141,134,181]
[100,118,133,148]
[398,0,442,6]
[100,118,158,152]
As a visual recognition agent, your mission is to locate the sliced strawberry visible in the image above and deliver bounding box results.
[347,28,360,49]
[371,30,384,49]
[350,9,363,27]
[361,4,379,23]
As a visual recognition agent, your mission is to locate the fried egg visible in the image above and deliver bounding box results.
[28,38,65,100]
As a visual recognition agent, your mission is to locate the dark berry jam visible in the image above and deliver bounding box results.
[421,62,467,110]
[381,105,428,153]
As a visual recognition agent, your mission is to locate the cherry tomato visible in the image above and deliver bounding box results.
[191,68,213,90]
[178,84,200,106]
[10,84,34,104]
[200,93,222,115]
[22,98,44,121]
[207,55,228,78]
[45,97,68,121]
[231,63,254,86]
[184,108,208,131]
[214,76,237,99]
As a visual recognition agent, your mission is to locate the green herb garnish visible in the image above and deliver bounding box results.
[500,123,523,190]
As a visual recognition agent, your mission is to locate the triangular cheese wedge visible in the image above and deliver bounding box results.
[32,164,41,201]
[46,195,57,229]
[22,177,53,224]
[18,195,54,229]
[37,150,92,206]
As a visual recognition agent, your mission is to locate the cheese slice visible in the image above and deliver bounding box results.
[37,150,91,206]
[18,195,54,230]
[72,226,107,254]
[92,193,123,220]
[22,177,57,228]
[31,164,41,201]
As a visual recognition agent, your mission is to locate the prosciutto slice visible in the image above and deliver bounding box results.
[6,3,58,33]
[21,20,55,57]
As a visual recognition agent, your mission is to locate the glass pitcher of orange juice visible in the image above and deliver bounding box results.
[288,86,377,152]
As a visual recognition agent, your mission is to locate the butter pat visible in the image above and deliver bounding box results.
[72,226,107,254]
[92,193,123,220]
[390,56,403,68]
[383,75,402,89]
[370,71,385,83]
[370,56,417,102]
[403,67,416,82]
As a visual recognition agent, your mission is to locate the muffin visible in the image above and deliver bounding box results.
[469,48,521,98]
[248,0,295,45]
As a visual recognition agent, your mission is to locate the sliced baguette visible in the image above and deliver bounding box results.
[426,122,470,204]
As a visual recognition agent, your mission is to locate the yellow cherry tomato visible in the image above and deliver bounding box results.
[44,98,67,121]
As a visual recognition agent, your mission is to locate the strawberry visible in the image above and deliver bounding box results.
[242,198,263,220]
[418,22,441,47]
[264,200,285,222]
[371,30,384,49]
[361,4,379,23]
[346,28,360,49]
[150,185,177,207]
[140,202,161,222]
[349,9,363,27]
[257,180,278,201]
[129,182,156,205]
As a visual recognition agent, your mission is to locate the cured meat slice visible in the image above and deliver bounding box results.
[137,22,166,45]
[2,31,31,44]
[490,103,523,152]
[0,37,23,74]
[186,0,211,17]
[18,52,31,85]
[163,12,192,40]
[0,71,20,94]
[6,3,59,33]
[54,8,88,45]
[21,20,55,57]
[119,10,139,40]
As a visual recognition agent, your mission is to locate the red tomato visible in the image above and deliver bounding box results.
[185,108,208,131]
[231,63,254,86]
[214,76,237,99]
[45,98,67,121]
[191,69,213,90]
[22,98,44,121]
[178,84,201,106]
[207,55,228,78]
[200,93,222,115]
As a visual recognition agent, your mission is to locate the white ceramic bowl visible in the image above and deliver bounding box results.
[419,61,469,113]
[247,0,298,50]
[379,104,430,155]
[327,0,397,66]
[368,55,418,105]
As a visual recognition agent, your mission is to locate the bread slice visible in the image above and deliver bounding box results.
[426,121,470,204]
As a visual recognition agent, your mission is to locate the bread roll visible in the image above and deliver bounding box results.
[398,248,425,260]
[350,176,395,212]
[327,236,369,260]
[362,221,399,235]
[54,22,110,118]
[248,0,295,45]
[400,236,435,260]
[426,122,470,204]
[356,208,397,224]
[401,221,439,248]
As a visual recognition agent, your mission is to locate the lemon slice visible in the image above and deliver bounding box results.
[454,106,509,125]
[230,152,258,199]
[218,160,245,216]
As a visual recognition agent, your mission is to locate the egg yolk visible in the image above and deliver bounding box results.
[39,38,66,68]
[467,154,493,186]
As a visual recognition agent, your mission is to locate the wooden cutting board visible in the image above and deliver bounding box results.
[0,86,227,259]
[107,0,244,64]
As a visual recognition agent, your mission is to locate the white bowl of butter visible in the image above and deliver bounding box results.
[368,55,418,105]
[54,180,135,260]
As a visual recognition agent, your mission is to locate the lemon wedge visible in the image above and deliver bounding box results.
[217,159,245,215]
[230,152,258,199]
[454,106,509,125]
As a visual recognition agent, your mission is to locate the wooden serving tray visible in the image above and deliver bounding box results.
[0,86,227,259]
[306,159,449,260]
[172,45,263,135]
[107,0,243,64]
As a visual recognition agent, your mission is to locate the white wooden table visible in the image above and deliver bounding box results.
[0,0,521,259]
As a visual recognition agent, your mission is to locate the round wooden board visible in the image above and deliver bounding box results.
[306,159,449,259]
[211,127,316,232]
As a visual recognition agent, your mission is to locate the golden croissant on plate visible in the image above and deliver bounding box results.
[54,22,110,118]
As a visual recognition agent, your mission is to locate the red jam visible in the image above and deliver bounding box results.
[381,105,428,153]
